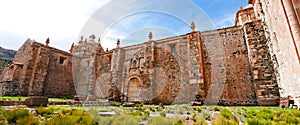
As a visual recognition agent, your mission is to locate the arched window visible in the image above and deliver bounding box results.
[133,60,137,68]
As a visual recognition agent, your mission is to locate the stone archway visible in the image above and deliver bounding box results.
[128,77,141,102]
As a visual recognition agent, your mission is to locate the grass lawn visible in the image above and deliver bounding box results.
[0,96,27,101]
[0,99,299,124]
[0,96,108,102]
[0,96,74,102]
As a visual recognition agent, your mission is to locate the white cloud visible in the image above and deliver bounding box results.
[0,0,110,51]
[0,0,215,51]
[213,13,236,28]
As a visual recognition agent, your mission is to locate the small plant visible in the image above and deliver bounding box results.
[160,111,167,117]
[174,119,188,125]
[70,109,84,116]
[35,107,54,117]
[149,107,156,112]
[128,110,143,116]
[196,107,202,113]
[135,104,144,111]
[4,108,30,123]
[144,110,150,117]
[213,106,221,111]
[61,109,70,114]
[80,113,96,125]
[16,115,40,125]
[212,116,238,125]
[45,114,78,125]
[148,116,179,125]
[110,101,120,107]
[246,118,259,125]
[110,115,140,125]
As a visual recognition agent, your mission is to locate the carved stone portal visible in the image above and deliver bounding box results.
[126,44,181,104]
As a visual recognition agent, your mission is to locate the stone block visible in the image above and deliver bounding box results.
[87,95,97,101]
[25,96,48,106]
[73,96,86,101]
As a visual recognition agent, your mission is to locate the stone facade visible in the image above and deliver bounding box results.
[72,20,279,105]
[1,0,298,105]
[0,39,75,97]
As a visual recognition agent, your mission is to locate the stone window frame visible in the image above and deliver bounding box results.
[169,43,177,54]
[59,56,67,65]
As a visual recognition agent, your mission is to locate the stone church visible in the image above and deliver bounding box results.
[0,0,299,106]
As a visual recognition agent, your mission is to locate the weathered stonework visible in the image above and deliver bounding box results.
[0,39,75,97]
[249,0,300,106]
[2,0,298,106]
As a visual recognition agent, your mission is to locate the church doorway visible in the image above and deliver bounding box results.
[128,77,141,102]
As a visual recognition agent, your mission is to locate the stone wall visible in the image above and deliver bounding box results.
[201,26,257,105]
[251,0,300,105]
[243,21,279,105]
[43,48,74,96]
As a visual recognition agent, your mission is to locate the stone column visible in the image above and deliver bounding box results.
[282,0,300,62]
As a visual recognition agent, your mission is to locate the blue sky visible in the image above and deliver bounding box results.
[192,0,248,28]
[0,0,248,51]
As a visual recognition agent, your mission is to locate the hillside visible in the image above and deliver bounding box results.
[0,47,16,59]
[0,47,16,73]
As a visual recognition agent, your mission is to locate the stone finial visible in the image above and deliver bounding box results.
[106,48,109,52]
[240,6,243,10]
[98,37,102,46]
[117,39,120,48]
[148,32,153,41]
[45,38,50,47]
[79,36,84,43]
[69,43,75,53]
[191,21,195,32]
[89,34,96,40]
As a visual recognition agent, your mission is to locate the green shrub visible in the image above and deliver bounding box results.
[220,108,234,120]
[193,118,207,125]
[111,101,120,107]
[150,107,156,112]
[256,112,273,120]
[4,108,30,123]
[45,114,78,125]
[212,116,238,125]
[61,109,70,114]
[144,110,150,117]
[174,119,188,125]
[196,107,202,113]
[70,109,84,116]
[214,106,221,111]
[135,104,144,111]
[80,113,96,125]
[110,115,140,125]
[0,108,6,125]
[128,110,143,116]
[35,107,54,117]
[246,118,259,125]
[160,111,167,117]
[148,116,178,125]
[212,108,238,125]
[191,113,207,125]
[0,116,6,125]
[95,116,113,125]
[16,115,40,125]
